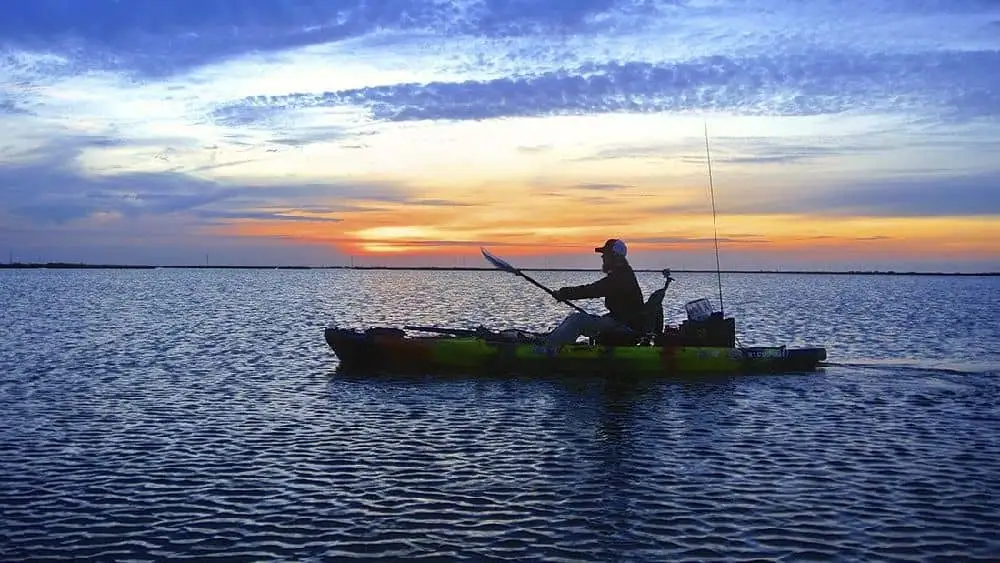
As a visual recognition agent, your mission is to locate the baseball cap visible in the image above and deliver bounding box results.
[594,238,627,257]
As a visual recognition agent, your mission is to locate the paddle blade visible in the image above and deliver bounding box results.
[480,247,518,274]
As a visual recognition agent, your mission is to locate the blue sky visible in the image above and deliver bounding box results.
[1,0,997,271]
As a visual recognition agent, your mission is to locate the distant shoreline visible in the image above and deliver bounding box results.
[1,262,996,276]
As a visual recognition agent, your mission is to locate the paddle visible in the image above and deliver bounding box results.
[404,324,546,340]
[403,325,488,337]
[480,247,590,315]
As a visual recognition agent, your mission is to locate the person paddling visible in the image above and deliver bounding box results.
[537,238,645,354]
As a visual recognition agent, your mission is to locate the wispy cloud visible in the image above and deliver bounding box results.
[575,133,889,165]
[0,136,422,226]
[726,172,1000,217]
[703,142,886,165]
[631,234,771,245]
[1,155,237,224]
[577,143,679,162]
[410,199,478,207]
[573,183,633,190]
[194,210,343,224]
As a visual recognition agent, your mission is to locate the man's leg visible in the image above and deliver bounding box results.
[546,312,620,346]
[546,312,594,346]
[581,315,623,339]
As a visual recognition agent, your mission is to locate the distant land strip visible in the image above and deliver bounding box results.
[1,262,997,276]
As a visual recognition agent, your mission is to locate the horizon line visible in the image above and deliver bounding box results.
[1,262,997,276]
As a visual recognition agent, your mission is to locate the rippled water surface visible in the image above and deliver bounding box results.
[2,269,998,561]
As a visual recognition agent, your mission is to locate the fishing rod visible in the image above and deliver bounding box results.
[704,121,724,316]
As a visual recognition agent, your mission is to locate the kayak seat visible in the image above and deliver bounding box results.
[635,284,667,345]
[594,284,668,347]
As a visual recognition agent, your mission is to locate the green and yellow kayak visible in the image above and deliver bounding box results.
[324,325,827,376]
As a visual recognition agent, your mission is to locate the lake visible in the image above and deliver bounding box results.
[2,268,998,561]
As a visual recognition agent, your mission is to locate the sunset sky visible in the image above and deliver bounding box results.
[1,0,997,271]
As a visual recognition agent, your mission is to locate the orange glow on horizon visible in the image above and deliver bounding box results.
[205,208,996,267]
[195,171,996,267]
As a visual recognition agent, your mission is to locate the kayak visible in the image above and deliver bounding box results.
[326,252,827,376]
[323,324,827,376]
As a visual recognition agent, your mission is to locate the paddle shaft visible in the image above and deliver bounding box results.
[480,247,590,315]
[512,270,590,315]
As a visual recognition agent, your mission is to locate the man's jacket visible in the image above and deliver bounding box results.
[559,263,644,330]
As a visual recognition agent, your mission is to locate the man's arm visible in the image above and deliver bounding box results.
[555,275,612,300]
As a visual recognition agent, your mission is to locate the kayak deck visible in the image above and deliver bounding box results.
[324,326,827,376]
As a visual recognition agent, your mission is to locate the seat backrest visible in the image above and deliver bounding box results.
[639,286,666,337]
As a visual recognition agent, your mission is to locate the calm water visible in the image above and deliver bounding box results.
[2,268,998,561]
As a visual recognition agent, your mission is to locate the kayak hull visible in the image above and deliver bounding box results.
[324,326,827,376]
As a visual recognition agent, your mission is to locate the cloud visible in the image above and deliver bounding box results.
[727,172,1000,217]
[410,199,478,207]
[817,174,1000,217]
[573,183,633,190]
[517,144,553,153]
[644,201,725,215]
[576,135,890,165]
[630,234,771,245]
[0,0,672,79]
[265,125,354,147]
[351,239,504,249]
[247,183,413,205]
[194,210,343,224]
[578,143,678,162]
[0,1,352,77]
[702,143,885,165]
[0,0,626,47]
[2,165,238,224]
[213,49,1000,126]
[0,136,421,225]
[1,97,31,115]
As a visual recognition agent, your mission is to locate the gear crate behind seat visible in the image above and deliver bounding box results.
[658,313,736,347]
